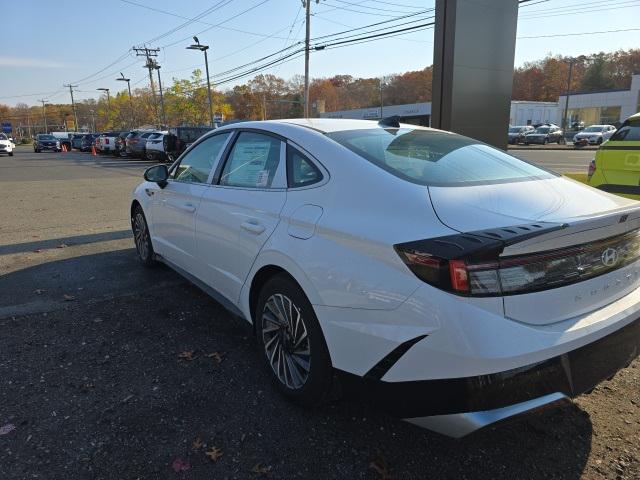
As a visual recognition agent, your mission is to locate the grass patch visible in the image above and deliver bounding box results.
[564,173,640,201]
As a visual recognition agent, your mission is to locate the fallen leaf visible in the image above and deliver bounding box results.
[205,446,223,462]
[206,352,225,364]
[0,424,16,435]
[33,249,43,253]
[63,294,75,301]
[369,456,392,480]
[192,437,203,450]
[34,289,46,295]
[251,463,272,476]
[57,244,68,249]
[178,351,197,361]
[171,457,191,472]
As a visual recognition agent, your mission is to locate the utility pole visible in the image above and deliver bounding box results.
[154,64,166,127]
[38,99,48,133]
[133,46,160,126]
[379,76,384,119]
[562,56,586,131]
[562,60,574,131]
[303,1,319,118]
[63,84,79,131]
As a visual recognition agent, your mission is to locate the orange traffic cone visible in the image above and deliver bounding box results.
[91,145,97,156]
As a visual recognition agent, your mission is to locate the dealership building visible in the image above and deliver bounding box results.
[559,73,640,127]
[319,73,640,127]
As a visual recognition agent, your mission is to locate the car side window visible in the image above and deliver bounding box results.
[610,122,640,142]
[219,132,281,188]
[172,132,231,184]
[287,146,323,188]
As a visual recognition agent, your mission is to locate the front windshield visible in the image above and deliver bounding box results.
[584,126,604,132]
[326,128,555,187]
[0,133,7,140]
[508,127,522,133]
[37,135,56,140]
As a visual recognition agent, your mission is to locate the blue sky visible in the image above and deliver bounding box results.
[1,0,639,106]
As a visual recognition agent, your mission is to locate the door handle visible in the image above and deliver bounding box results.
[179,203,197,213]
[241,220,265,235]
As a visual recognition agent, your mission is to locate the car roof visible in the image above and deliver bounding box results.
[217,118,441,134]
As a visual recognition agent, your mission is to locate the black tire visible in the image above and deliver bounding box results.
[558,136,566,145]
[255,273,332,406]
[543,138,548,145]
[8,151,13,156]
[131,204,156,268]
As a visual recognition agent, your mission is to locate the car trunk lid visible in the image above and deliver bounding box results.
[428,176,640,325]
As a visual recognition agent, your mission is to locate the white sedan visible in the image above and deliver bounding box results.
[573,124,617,145]
[131,118,640,437]
[0,133,14,156]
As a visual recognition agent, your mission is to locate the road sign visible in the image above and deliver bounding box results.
[1,122,11,133]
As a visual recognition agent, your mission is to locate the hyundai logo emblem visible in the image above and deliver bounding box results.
[601,247,619,267]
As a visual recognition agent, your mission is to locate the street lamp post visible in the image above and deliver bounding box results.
[97,88,111,128]
[116,73,134,128]
[187,36,214,127]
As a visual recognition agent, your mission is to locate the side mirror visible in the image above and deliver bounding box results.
[144,164,169,188]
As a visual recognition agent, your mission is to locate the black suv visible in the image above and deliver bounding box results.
[163,126,215,161]
[33,134,60,152]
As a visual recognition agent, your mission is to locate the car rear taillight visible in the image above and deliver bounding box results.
[588,159,596,180]
[395,228,640,296]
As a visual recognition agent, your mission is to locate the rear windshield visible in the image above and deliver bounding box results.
[534,127,550,133]
[583,126,604,132]
[508,127,522,133]
[37,135,56,140]
[326,128,556,187]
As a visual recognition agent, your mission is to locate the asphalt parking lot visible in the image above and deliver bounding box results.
[0,146,637,479]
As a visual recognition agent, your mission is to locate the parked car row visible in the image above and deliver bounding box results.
[33,129,205,160]
[508,123,618,147]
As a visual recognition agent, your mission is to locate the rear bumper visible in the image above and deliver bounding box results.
[338,315,639,423]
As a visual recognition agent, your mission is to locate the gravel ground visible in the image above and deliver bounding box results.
[0,254,638,480]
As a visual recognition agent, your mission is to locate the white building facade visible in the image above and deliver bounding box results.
[559,74,640,127]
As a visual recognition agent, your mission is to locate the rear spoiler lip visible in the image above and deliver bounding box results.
[396,221,568,263]
[399,205,640,262]
[502,205,640,256]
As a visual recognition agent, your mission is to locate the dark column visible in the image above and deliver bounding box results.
[432,0,519,149]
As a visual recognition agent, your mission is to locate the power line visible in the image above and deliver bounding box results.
[161,0,273,49]
[518,27,640,39]
[329,0,424,14]
[120,0,288,40]
[519,1,640,19]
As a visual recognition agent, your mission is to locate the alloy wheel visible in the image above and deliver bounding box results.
[133,212,149,260]
[261,293,311,390]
